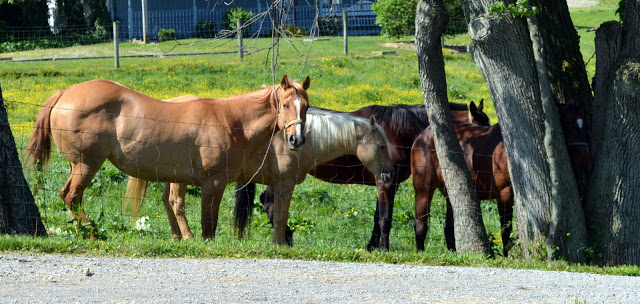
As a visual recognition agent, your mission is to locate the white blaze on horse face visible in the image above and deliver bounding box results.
[294,97,302,135]
[577,118,584,129]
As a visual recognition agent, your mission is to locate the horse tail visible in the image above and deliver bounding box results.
[234,182,256,239]
[123,176,148,222]
[26,90,63,195]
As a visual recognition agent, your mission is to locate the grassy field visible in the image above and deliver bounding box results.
[2,0,638,276]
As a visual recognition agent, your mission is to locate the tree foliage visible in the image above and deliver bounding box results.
[0,0,48,28]
[224,7,254,30]
[372,0,418,39]
[373,0,465,39]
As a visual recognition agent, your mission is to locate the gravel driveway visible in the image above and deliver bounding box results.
[1,253,639,303]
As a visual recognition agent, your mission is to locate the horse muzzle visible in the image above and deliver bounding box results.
[377,171,393,184]
[287,134,305,151]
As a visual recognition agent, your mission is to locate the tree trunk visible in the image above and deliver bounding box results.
[534,0,594,200]
[459,0,552,258]
[527,15,586,262]
[534,0,593,111]
[588,0,640,266]
[0,83,47,236]
[415,0,490,254]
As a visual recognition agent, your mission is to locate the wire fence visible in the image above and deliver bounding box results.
[3,95,509,251]
[1,3,469,62]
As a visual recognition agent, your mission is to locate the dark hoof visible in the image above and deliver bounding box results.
[286,228,294,246]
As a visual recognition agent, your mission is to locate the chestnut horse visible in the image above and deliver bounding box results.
[125,106,394,243]
[411,101,511,255]
[27,76,310,244]
[410,101,593,256]
[253,100,491,250]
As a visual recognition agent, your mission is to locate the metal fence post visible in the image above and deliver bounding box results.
[238,18,244,60]
[343,10,348,55]
[113,21,120,69]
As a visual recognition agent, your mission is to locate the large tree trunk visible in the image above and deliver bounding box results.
[587,0,640,266]
[527,15,586,262]
[534,0,593,111]
[459,0,552,258]
[534,0,594,199]
[415,0,490,254]
[0,83,47,236]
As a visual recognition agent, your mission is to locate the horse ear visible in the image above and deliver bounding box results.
[280,75,290,89]
[478,99,484,111]
[469,101,477,114]
[259,84,268,89]
[369,115,377,130]
[302,76,311,90]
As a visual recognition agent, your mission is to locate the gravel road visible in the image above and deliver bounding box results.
[1,253,639,303]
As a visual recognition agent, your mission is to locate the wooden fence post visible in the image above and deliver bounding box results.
[238,18,244,60]
[113,21,120,69]
[141,0,149,43]
[343,11,348,55]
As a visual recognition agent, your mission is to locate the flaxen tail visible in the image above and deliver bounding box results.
[26,90,63,195]
[123,177,149,222]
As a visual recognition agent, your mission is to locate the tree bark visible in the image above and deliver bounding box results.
[415,0,490,254]
[527,15,587,262]
[0,83,47,236]
[534,0,594,200]
[534,0,593,111]
[459,0,552,258]
[588,0,640,266]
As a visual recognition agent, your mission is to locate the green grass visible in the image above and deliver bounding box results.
[1,2,638,276]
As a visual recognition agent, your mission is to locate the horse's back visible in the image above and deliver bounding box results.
[48,80,213,182]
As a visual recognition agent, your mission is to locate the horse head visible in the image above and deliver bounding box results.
[273,75,311,151]
[356,115,395,185]
[557,103,593,197]
[469,99,491,126]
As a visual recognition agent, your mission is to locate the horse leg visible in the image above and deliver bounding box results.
[271,183,295,246]
[234,182,256,239]
[442,189,456,251]
[261,185,293,244]
[200,180,225,239]
[367,200,382,251]
[171,183,193,239]
[498,188,514,256]
[372,182,397,251]
[161,183,182,240]
[59,162,101,239]
[414,183,437,252]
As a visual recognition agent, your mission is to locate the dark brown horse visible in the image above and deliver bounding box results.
[411,101,511,255]
[557,103,593,199]
[238,100,491,250]
[411,101,593,256]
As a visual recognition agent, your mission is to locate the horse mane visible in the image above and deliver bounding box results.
[306,107,386,152]
[353,104,428,148]
[353,103,469,147]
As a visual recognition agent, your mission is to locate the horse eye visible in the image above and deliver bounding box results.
[378,144,385,149]
[283,104,290,109]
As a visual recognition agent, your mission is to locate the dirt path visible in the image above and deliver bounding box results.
[1,253,638,303]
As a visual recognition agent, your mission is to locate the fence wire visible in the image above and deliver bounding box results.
[1,3,469,62]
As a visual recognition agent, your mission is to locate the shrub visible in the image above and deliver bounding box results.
[372,0,466,39]
[371,0,418,39]
[224,7,254,36]
[157,28,176,42]
[269,25,309,37]
[317,16,341,36]
[195,20,217,38]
